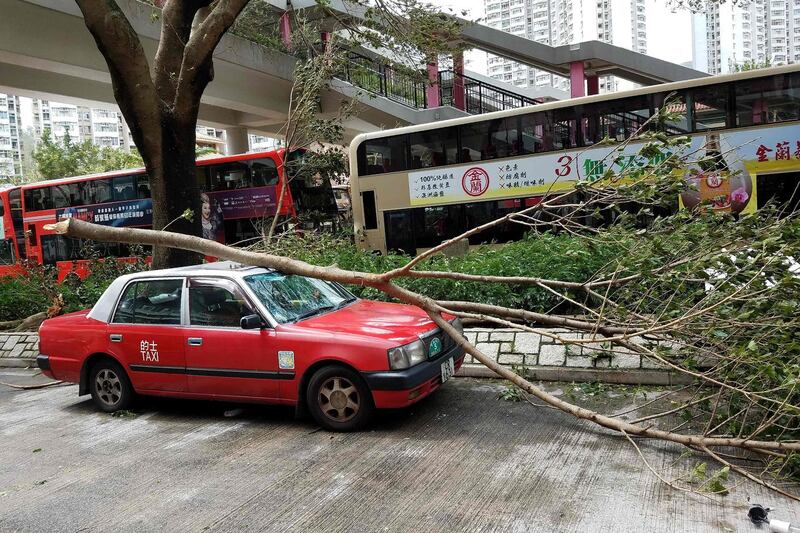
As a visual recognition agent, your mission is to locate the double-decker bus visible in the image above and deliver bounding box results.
[349,64,800,254]
[2,149,337,279]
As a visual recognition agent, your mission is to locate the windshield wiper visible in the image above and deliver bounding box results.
[294,305,336,322]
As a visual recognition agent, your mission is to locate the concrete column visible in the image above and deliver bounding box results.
[426,58,440,108]
[587,75,599,96]
[569,62,586,98]
[225,127,249,155]
[279,12,292,49]
[453,52,465,111]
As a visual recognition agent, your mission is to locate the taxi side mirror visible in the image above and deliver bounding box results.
[240,314,265,329]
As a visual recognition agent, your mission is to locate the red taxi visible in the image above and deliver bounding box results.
[37,262,465,430]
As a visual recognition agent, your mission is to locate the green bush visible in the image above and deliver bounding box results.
[0,253,148,323]
[262,231,625,312]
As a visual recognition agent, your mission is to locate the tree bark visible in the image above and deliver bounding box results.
[75,0,249,267]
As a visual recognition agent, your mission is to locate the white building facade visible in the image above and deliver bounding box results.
[0,93,23,181]
[693,0,800,74]
[484,0,647,92]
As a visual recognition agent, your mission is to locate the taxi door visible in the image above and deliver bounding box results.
[183,277,282,400]
[107,277,187,392]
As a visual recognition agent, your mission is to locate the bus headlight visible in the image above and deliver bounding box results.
[388,339,427,370]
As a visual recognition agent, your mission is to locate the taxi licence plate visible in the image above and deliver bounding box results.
[441,357,455,383]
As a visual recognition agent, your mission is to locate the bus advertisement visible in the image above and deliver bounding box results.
[349,64,800,255]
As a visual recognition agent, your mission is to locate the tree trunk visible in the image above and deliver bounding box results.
[150,113,203,268]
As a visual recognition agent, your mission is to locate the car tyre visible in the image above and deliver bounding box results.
[89,359,134,413]
[306,365,374,431]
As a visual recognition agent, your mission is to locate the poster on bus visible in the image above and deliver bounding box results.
[56,199,153,228]
[407,122,800,215]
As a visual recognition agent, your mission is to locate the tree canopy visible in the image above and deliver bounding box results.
[32,130,144,181]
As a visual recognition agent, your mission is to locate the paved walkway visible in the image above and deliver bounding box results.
[0,373,796,532]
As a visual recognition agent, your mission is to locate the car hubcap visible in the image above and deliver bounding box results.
[95,369,122,407]
[318,377,359,422]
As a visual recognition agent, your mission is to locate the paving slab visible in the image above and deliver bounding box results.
[0,375,797,532]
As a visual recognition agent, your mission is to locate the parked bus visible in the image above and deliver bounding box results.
[2,149,337,279]
[349,64,800,254]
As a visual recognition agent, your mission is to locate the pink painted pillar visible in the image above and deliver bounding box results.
[586,75,599,96]
[279,12,292,50]
[453,52,466,111]
[426,58,440,108]
[320,31,332,56]
[570,62,586,98]
[752,98,764,124]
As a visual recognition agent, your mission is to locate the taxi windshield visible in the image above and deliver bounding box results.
[244,272,355,324]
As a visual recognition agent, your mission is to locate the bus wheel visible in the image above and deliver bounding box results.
[89,359,134,413]
[306,365,374,431]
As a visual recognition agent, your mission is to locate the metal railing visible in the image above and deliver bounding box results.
[339,52,427,109]
[337,53,539,114]
[438,70,539,114]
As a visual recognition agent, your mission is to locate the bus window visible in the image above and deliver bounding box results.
[50,182,90,209]
[460,118,519,162]
[136,175,151,199]
[520,113,547,153]
[196,166,210,190]
[251,158,279,186]
[208,162,250,190]
[113,176,136,201]
[359,135,408,175]
[24,187,53,211]
[653,92,690,134]
[9,189,25,259]
[362,191,378,230]
[552,108,578,150]
[0,239,14,264]
[413,205,464,248]
[736,73,800,126]
[89,179,113,204]
[410,128,457,169]
[583,96,652,145]
[693,84,730,131]
[384,210,415,253]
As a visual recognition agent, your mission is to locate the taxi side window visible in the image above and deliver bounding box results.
[113,279,183,325]
[189,278,255,328]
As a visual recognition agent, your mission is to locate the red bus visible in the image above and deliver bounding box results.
[1,149,337,280]
[0,185,25,276]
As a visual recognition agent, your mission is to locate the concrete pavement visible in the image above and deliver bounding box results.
[0,372,797,532]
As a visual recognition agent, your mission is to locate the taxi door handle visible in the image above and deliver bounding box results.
[109,334,122,343]
[188,337,203,347]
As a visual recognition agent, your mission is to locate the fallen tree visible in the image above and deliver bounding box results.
[43,116,800,499]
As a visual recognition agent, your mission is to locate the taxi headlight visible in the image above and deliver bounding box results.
[388,339,426,370]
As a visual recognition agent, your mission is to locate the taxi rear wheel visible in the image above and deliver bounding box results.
[89,359,134,413]
[306,365,374,431]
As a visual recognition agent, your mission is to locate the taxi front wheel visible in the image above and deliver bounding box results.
[306,365,374,431]
[89,359,134,413]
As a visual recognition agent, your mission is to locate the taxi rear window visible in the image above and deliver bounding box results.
[113,279,183,325]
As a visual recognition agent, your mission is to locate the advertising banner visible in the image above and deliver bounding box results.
[56,198,153,227]
[407,122,800,215]
[205,185,278,220]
